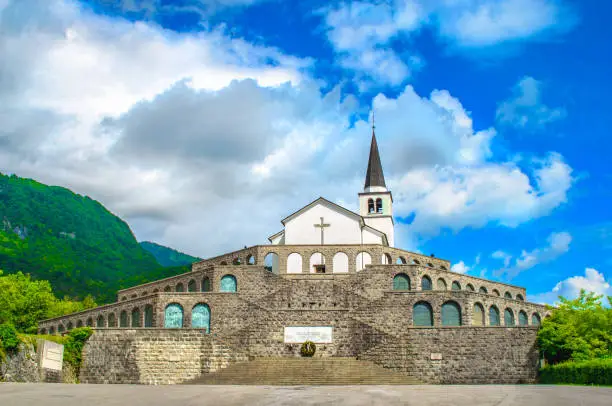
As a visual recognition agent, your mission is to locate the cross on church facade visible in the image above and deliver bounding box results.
[314,217,330,245]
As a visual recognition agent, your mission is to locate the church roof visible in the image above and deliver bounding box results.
[364,130,386,189]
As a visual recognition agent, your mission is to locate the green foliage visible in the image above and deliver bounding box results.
[63,327,93,377]
[539,358,612,385]
[0,172,187,303]
[538,290,612,364]
[0,323,20,356]
[0,271,97,333]
[140,241,200,267]
[300,341,316,357]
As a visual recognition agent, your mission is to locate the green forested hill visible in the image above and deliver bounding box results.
[0,173,187,303]
[140,241,200,267]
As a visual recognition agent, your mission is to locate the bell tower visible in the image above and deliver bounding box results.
[358,123,394,246]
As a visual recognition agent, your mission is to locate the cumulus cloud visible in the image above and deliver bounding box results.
[451,261,470,274]
[493,231,572,280]
[529,268,612,305]
[497,76,566,129]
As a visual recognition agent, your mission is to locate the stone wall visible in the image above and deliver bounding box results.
[80,329,248,384]
[359,327,540,384]
[0,342,75,383]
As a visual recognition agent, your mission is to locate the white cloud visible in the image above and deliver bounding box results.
[496,76,566,129]
[493,231,572,280]
[451,260,470,274]
[529,268,612,305]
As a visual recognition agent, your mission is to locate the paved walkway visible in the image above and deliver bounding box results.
[1,383,610,406]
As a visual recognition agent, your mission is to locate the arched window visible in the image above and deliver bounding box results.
[141,291,148,297]
[220,261,228,265]
[247,255,255,265]
[49,327,55,335]
[479,286,488,294]
[164,303,183,328]
[356,251,372,272]
[232,257,242,265]
[466,283,475,291]
[40,328,47,335]
[451,281,461,291]
[421,275,432,290]
[412,259,420,265]
[493,289,500,296]
[382,253,392,264]
[437,278,447,290]
[96,315,105,328]
[220,275,237,292]
[504,308,515,326]
[396,256,407,265]
[332,252,349,273]
[504,291,512,299]
[393,273,410,290]
[164,286,171,292]
[176,283,184,292]
[264,252,279,274]
[368,198,375,213]
[489,306,500,326]
[441,301,462,326]
[519,311,528,326]
[309,252,325,273]
[201,277,211,292]
[531,313,541,326]
[120,311,128,327]
[77,320,83,328]
[107,314,116,328]
[191,304,211,333]
[57,325,64,333]
[86,317,93,327]
[473,303,485,326]
[144,305,154,327]
[516,294,524,301]
[188,279,197,292]
[131,294,137,299]
[287,252,303,274]
[121,296,127,301]
[375,198,383,213]
[67,321,74,330]
[131,308,141,327]
[413,302,433,326]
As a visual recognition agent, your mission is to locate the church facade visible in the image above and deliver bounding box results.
[38,129,549,385]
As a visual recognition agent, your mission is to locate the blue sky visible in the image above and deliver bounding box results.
[0,0,610,303]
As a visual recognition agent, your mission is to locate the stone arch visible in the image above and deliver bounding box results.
[144,304,154,327]
[191,303,211,333]
[175,283,185,293]
[309,252,326,273]
[131,308,141,327]
[441,301,462,326]
[413,301,433,326]
[121,296,127,301]
[427,262,434,268]
[516,293,524,301]
[141,291,148,297]
[77,320,83,328]
[519,310,528,326]
[40,328,47,335]
[332,252,349,273]
[473,303,485,326]
[421,275,432,290]
[264,252,280,274]
[220,261,228,265]
[67,321,74,330]
[436,278,447,290]
[504,308,515,326]
[356,251,372,272]
[247,254,255,265]
[232,257,242,265]
[492,289,500,296]
[164,286,171,292]
[396,256,407,265]
[489,305,500,326]
[287,252,303,274]
[130,294,137,299]
[220,274,237,292]
[164,303,183,328]
[393,273,410,290]
[86,317,93,327]
[96,314,105,328]
[451,281,461,291]
[412,258,421,265]
[367,198,375,213]
[107,313,116,327]
[466,283,475,291]
[479,286,488,294]
[440,265,447,270]
[153,288,159,293]
[49,326,56,335]
[504,291,513,299]
[382,253,392,265]
[120,311,128,327]
[58,325,65,333]
[201,277,211,292]
[375,197,383,213]
[188,279,197,292]
[531,312,541,326]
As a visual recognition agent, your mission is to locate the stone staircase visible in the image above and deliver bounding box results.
[188,357,421,385]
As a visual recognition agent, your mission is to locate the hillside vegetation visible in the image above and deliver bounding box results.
[0,173,187,303]
[140,241,200,267]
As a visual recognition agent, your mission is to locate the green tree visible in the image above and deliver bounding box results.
[538,290,612,364]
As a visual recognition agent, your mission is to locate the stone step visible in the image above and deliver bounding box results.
[189,357,420,385]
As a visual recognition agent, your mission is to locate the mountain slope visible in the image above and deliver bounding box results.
[140,241,200,267]
[0,173,186,303]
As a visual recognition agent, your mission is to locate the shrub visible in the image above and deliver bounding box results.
[63,327,93,377]
[300,340,316,357]
[539,358,612,385]
[0,323,20,354]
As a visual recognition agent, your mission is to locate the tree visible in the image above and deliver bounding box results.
[538,290,612,364]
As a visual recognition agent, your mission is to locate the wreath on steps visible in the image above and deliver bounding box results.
[300,341,316,357]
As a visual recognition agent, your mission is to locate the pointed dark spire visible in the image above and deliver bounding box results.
[364,122,386,190]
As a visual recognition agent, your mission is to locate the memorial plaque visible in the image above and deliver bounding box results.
[40,340,64,371]
[284,326,333,343]
[430,352,443,360]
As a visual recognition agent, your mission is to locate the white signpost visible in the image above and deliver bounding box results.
[284,326,333,343]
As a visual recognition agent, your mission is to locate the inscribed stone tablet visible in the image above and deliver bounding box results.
[40,340,64,371]
[284,326,333,343]
[430,353,443,360]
